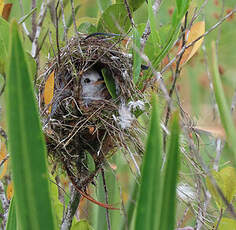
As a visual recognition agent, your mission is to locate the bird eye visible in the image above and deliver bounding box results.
[84,78,91,84]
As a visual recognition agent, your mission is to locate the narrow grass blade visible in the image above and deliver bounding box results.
[132,28,141,84]
[6,197,17,230]
[134,95,162,230]
[211,41,236,165]
[6,21,55,229]
[158,112,180,230]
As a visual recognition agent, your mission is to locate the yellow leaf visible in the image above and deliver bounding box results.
[7,181,13,200]
[44,71,55,114]
[206,166,236,210]
[180,21,205,66]
[0,142,8,180]
[215,217,236,230]
[0,0,4,16]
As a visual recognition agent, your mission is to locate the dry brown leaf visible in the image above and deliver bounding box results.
[2,3,12,21]
[180,21,205,66]
[44,71,55,114]
[0,142,8,179]
[7,181,13,200]
[195,125,226,139]
[0,0,4,16]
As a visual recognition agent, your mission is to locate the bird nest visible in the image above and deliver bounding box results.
[37,35,145,189]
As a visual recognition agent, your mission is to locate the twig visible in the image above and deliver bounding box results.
[161,6,236,74]
[55,0,61,65]
[0,155,9,168]
[0,181,9,228]
[163,12,188,151]
[31,0,37,38]
[215,208,223,230]
[31,0,48,59]
[141,0,162,52]
[61,185,80,230]
[231,89,236,113]
[101,168,111,230]
[60,0,68,43]
[70,0,83,55]
[123,0,135,28]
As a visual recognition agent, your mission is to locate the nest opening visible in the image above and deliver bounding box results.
[38,35,145,189]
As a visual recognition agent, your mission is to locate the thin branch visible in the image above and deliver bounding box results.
[31,0,37,38]
[101,168,111,230]
[0,181,9,228]
[31,0,48,59]
[60,0,68,43]
[141,0,162,52]
[61,185,80,230]
[161,6,236,74]
[55,0,61,65]
[123,0,135,28]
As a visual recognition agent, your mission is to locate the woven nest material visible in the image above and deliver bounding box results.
[38,35,145,189]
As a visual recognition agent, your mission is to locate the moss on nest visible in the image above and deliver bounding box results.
[38,35,145,189]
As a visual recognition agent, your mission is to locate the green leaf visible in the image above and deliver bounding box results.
[18,7,37,24]
[71,219,94,230]
[6,20,55,230]
[158,112,180,230]
[206,167,236,210]
[147,0,161,47]
[0,17,9,74]
[78,22,97,34]
[6,197,17,230]
[134,95,162,230]
[217,217,236,230]
[101,68,117,99]
[66,5,80,29]
[132,28,141,84]
[116,0,145,11]
[211,41,236,165]
[97,0,112,13]
[97,4,131,34]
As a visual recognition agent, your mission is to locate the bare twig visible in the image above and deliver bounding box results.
[31,0,48,59]
[61,185,80,230]
[141,0,162,52]
[231,89,236,113]
[123,0,135,28]
[55,0,61,65]
[215,208,223,230]
[101,168,111,230]
[60,0,68,43]
[161,6,236,74]
[0,181,9,228]
[31,0,37,38]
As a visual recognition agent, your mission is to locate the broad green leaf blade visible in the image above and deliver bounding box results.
[206,167,236,210]
[217,217,236,230]
[211,42,236,165]
[158,112,180,230]
[101,68,117,99]
[6,197,17,230]
[147,0,161,47]
[97,4,131,34]
[71,219,94,230]
[6,21,55,230]
[132,28,141,84]
[134,95,162,230]
[0,17,9,73]
[78,22,97,34]
[146,0,189,78]
[97,0,112,13]
[116,0,145,11]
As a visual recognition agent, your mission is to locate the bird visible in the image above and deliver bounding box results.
[80,69,110,106]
